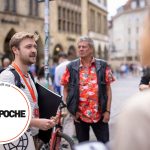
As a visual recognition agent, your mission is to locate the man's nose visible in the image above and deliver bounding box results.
[79,46,83,50]
[32,46,37,52]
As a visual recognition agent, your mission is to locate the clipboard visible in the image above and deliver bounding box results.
[36,82,62,143]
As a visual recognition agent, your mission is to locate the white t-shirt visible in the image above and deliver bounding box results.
[54,60,70,96]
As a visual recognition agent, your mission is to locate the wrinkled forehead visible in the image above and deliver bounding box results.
[78,37,94,49]
[78,41,89,45]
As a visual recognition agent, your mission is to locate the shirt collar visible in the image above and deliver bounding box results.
[79,57,95,67]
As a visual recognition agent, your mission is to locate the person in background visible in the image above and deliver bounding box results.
[111,11,150,150]
[0,56,11,72]
[139,66,150,91]
[54,51,75,139]
[54,51,70,95]
[61,36,115,143]
[29,63,38,78]
[37,66,53,91]
[49,56,58,83]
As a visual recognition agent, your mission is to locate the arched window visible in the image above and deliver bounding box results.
[4,29,16,61]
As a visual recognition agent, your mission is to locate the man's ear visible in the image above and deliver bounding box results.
[12,47,18,56]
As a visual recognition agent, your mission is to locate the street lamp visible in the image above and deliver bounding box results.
[37,0,55,88]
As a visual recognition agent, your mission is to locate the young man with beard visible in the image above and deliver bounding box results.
[0,32,56,149]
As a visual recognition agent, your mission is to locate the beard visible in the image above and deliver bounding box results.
[20,53,37,66]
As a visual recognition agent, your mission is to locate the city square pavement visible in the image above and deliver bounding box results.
[90,75,141,141]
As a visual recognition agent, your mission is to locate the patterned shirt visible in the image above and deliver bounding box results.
[61,58,115,123]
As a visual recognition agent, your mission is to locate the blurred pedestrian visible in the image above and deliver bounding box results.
[37,66,53,91]
[139,66,150,91]
[54,51,75,140]
[54,51,70,95]
[111,11,150,150]
[61,36,115,143]
[0,56,11,72]
[29,64,38,78]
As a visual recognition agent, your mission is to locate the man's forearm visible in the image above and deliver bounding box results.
[63,85,68,103]
[106,85,112,112]
[30,118,40,128]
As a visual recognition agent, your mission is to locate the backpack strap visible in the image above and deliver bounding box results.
[1,67,35,88]
[9,68,25,89]
[0,68,5,73]
[28,71,35,84]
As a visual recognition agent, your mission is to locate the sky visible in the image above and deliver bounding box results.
[107,0,129,18]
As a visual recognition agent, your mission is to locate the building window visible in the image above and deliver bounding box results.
[90,9,95,32]
[62,8,66,31]
[103,16,107,34]
[77,0,81,6]
[75,12,78,33]
[66,0,81,6]
[29,0,39,16]
[78,13,81,34]
[58,6,81,34]
[136,40,139,50]
[140,0,145,7]
[67,9,70,32]
[103,0,107,7]
[58,6,62,31]
[131,1,137,9]
[4,0,17,13]
[128,41,131,51]
[97,13,101,33]
[128,28,131,34]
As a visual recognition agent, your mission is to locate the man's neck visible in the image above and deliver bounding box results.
[80,57,93,66]
[13,60,29,75]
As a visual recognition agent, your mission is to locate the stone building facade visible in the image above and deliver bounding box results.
[109,0,150,64]
[0,0,108,65]
[49,0,81,61]
[86,0,108,60]
[0,0,45,65]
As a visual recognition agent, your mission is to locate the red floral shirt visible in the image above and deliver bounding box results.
[61,59,115,123]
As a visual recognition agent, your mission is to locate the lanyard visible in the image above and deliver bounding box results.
[12,63,37,103]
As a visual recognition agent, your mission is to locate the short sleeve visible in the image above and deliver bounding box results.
[60,67,70,85]
[0,70,15,85]
[105,66,115,85]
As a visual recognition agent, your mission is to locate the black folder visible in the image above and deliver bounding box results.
[36,82,62,143]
